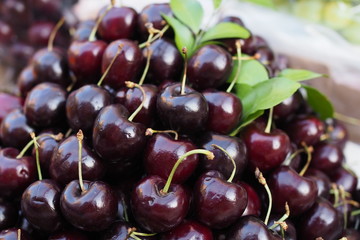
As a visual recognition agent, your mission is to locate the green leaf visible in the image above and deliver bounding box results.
[162,15,195,55]
[201,22,251,43]
[242,0,275,8]
[234,83,253,99]
[279,69,324,82]
[170,0,204,34]
[229,110,264,136]
[213,0,222,9]
[302,85,334,120]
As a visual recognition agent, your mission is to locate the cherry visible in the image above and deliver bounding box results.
[32,0,62,22]
[0,92,22,124]
[0,228,32,240]
[282,143,303,172]
[27,21,55,47]
[273,91,302,121]
[268,166,318,216]
[21,179,64,232]
[101,221,132,240]
[24,82,67,128]
[1,0,31,29]
[217,16,246,55]
[0,20,13,45]
[242,35,268,55]
[8,43,35,71]
[156,83,208,134]
[238,182,261,217]
[255,46,274,66]
[72,20,96,42]
[101,39,143,89]
[17,65,40,98]
[0,148,36,198]
[48,229,89,240]
[0,199,18,230]
[161,220,213,240]
[98,6,138,41]
[297,197,343,240]
[0,109,35,149]
[187,45,233,90]
[310,142,344,172]
[267,215,296,240]
[342,229,360,240]
[304,168,331,199]
[60,180,118,231]
[144,132,198,183]
[202,89,242,134]
[326,118,348,149]
[329,166,358,193]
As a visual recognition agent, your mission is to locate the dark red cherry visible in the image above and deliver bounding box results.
[238,182,261,217]
[137,3,173,39]
[48,229,89,240]
[217,16,246,55]
[242,35,268,55]
[326,118,348,149]
[283,115,325,147]
[161,220,213,240]
[66,85,112,133]
[273,91,302,121]
[27,21,54,47]
[21,179,64,232]
[255,47,274,66]
[242,125,290,172]
[310,142,344,172]
[50,135,105,186]
[0,109,35,149]
[297,197,343,240]
[24,82,67,128]
[0,199,18,230]
[198,133,247,179]
[282,143,303,172]
[101,221,132,240]
[0,228,32,240]
[32,0,62,21]
[329,166,358,193]
[143,39,183,83]
[342,229,360,240]
[304,168,331,199]
[187,45,233,90]
[0,93,22,124]
[156,83,208,134]
[72,20,95,42]
[92,104,146,162]
[60,180,117,231]
[202,89,242,134]
[193,171,248,229]
[0,20,13,45]
[8,43,35,71]
[144,133,198,183]
[17,65,41,98]
[101,39,143,90]
[1,0,31,29]
[68,40,107,84]
[268,166,318,216]
[0,148,36,198]
[98,7,137,41]
[131,175,190,233]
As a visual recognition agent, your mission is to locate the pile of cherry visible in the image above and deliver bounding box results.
[0,1,359,240]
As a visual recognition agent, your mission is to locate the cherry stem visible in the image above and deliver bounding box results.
[212,144,236,182]
[77,130,85,193]
[125,81,146,122]
[339,185,348,229]
[269,202,290,230]
[282,148,305,166]
[334,112,360,127]
[122,198,129,222]
[88,4,113,42]
[180,47,188,95]
[17,229,21,240]
[264,108,273,134]
[255,167,272,225]
[138,24,170,49]
[16,133,63,159]
[138,47,153,85]
[298,143,313,176]
[162,149,214,194]
[232,53,260,60]
[30,132,42,181]
[226,40,242,93]
[132,232,157,237]
[48,17,65,52]
[97,44,123,86]
[351,209,360,217]
[331,183,340,206]
[145,128,179,140]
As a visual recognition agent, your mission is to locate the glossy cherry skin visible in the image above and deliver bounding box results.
[242,35,268,55]
[0,199,18,230]
[238,182,261,217]
[115,84,158,127]
[137,3,173,39]
[273,91,302,121]
[283,115,325,147]
[0,93,22,125]
[17,65,41,98]
[68,40,107,84]
[66,85,112,133]
[0,148,36,198]
[143,39,183,83]
[193,171,248,229]
[311,142,344,172]
[297,197,343,240]
[156,83,208,134]
[60,180,117,231]
[226,216,281,240]
[131,175,190,233]
[98,7,138,41]
[255,46,274,66]
[101,39,143,90]
[198,133,247,180]
[48,229,89,240]
[161,220,213,240]
[144,133,198,183]
[21,179,64,232]
[242,125,290,173]
[202,89,242,134]
[27,21,54,47]
[0,228,32,240]
[304,168,331,199]
[268,166,318,216]
[50,135,105,186]
[24,82,67,128]
[329,166,358,193]
[93,104,146,162]
[188,45,233,90]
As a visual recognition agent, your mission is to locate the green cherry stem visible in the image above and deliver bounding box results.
[77,130,85,193]
[145,128,179,140]
[339,185,348,229]
[88,3,113,42]
[269,202,290,230]
[138,24,170,49]
[212,144,236,182]
[226,40,242,93]
[180,47,188,95]
[97,44,123,86]
[138,48,153,86]
[132,232,157,237]
[255,167,272,225]
[125,81,146,122]
[264,108,274,134]
[162,149,215,194]
[299,143,313,176]
[334,112,360,127]
[331,183,340,206]
[30,132,42,181]
[48,17,65,52]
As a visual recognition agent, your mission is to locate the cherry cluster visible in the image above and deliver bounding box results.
[0,1,359,240]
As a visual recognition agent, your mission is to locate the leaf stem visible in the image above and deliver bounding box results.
[264,108,273,134]
[226,40,242,93]
[255,167,272,225]
[212,144,236,182]
[77,130,85,193]
[48,17,65,52]
[145,128,179,140]
[97,44,123,86]
[30,132,42,181]
[125,81,146,122]
[180,47,188,95]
